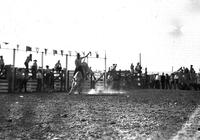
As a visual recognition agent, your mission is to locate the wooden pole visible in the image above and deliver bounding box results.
[104,51,107,89]
[41,52,44,69]
[65,54,68,91]
[41,52,44,91]
[12,48,16,92]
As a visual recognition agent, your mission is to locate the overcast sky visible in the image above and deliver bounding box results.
[0,0,200,73]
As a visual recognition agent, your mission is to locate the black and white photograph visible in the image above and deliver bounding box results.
[0,0,200,139]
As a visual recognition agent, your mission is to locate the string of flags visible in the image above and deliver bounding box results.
[1,42,103,58]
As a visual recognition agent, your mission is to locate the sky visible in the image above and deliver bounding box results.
[0,0,200,73]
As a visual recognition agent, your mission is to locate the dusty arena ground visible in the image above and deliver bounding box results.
[0,89,200,140]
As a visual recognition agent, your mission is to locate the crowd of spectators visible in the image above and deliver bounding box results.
[149,73,174,89]
[107,63,200,90]
[130,62,142,75]
[0,54,65,92]
[148,65,198,90]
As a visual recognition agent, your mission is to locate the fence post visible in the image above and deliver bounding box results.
[41,52,44,92]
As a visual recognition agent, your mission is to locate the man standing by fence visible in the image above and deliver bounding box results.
[54,60,62,73]
[36,69,43,92]
[31,60,37,79]
[24,54,32,71]
[161,73,165,89]
[130,63,134,75]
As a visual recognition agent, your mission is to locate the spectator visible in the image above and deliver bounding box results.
[161,72,165,89]
[149,74,155,88]
[145,68,148,76]
[36,69,43,92]
[165,74,170,89]
[184,67,189,73]
[144,68,149,88]
[54,60,62,73]
[170,73,175,89]
[174,73,179,89]
[44,65,51,91]
[111,64,117,71]
[23,68,28,92]
[130,63,134,75]
[190,65,195,73]
[177,67,183,73]
[24,54,32,71]
[15,68,26,92]
[15,68,23,92]
[155,73,160,89]
[50,69,55,90]
[20,69,27,92]
[135,62,142,74]
[0,56,5,74]
[31,60,37,79]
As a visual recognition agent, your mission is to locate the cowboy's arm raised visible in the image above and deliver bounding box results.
[80,52,91,59]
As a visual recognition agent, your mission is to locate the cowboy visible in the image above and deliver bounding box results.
[73,52,90,79]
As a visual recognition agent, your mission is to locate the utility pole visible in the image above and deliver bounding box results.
[65,54,68,91]
[41,52,44,69]
[41,52,44,91]
[104,51,107,89]
[12,48,16,93]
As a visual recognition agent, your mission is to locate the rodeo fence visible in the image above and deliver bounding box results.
[0,66,106,93]
[107,70,145,90]
[1,66,200,93]
[0,66,67,93]
[106,69,200,91]
[0,79,9,93]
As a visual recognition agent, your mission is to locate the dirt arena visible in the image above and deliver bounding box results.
[0,89,200,140]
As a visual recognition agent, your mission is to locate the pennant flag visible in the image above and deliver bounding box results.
[96,52,99,58]
[44,48,47,55]
[53,50,57,55]
[61,50,63,56]
[3,42,9,45]
[17,44,19,51]
[26,46,32,51]
[36,47,39,53]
